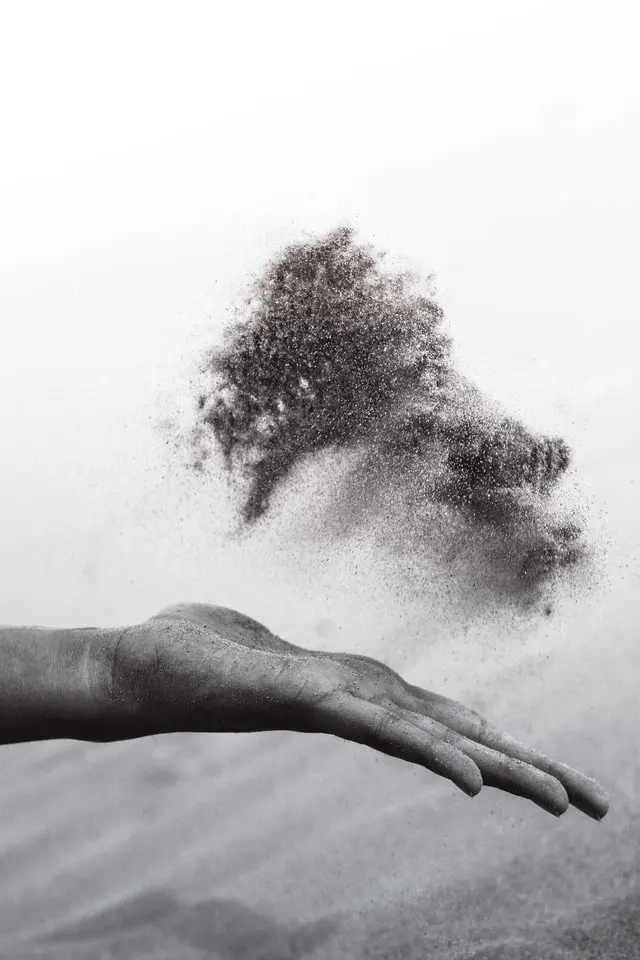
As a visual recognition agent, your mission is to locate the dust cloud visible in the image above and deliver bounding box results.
[180,227,594,621]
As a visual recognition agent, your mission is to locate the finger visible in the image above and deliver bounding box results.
[471,726,609,821]
[406,687,609,820]
[315,692,483,798]
[396,709,569,817]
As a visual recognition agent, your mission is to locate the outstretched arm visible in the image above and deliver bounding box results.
[0,604,609,821]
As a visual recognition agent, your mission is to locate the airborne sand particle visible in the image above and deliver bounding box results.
[185,227,591,612]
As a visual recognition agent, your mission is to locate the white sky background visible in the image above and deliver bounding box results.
[0,1,638,697]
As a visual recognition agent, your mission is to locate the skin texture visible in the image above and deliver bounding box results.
[0,603,610,821]
[108,603,608,820]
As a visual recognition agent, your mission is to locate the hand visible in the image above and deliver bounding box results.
[106,602,609,820]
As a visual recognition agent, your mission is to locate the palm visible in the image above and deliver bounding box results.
[113,603,608,821]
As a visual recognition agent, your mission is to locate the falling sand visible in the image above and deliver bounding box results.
[186,227,592,616]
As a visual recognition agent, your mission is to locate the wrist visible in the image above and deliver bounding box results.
[33,626,136,742]
[84,625,160,741]
[0,624,155,745]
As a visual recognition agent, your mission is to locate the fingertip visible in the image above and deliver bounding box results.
[597,791,611,820]
[541,781,570,818]
[591,784,611,820]
[580,789,610,822]
[458,760,483,798]
[562,770,611,821]
[460,781,482,798]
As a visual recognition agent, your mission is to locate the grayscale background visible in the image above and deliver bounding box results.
[0,3,638,957]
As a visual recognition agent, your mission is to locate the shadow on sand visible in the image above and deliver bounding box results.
[37,889,340,959]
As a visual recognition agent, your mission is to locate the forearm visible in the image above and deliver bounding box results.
[0,625,132,744]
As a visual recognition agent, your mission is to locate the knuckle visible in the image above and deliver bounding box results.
[470,710,491,742]
[281,656,341,708]
[371,709,396,741]
[328,655,400,703]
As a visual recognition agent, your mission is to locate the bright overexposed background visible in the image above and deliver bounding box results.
[0,3,639,955]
